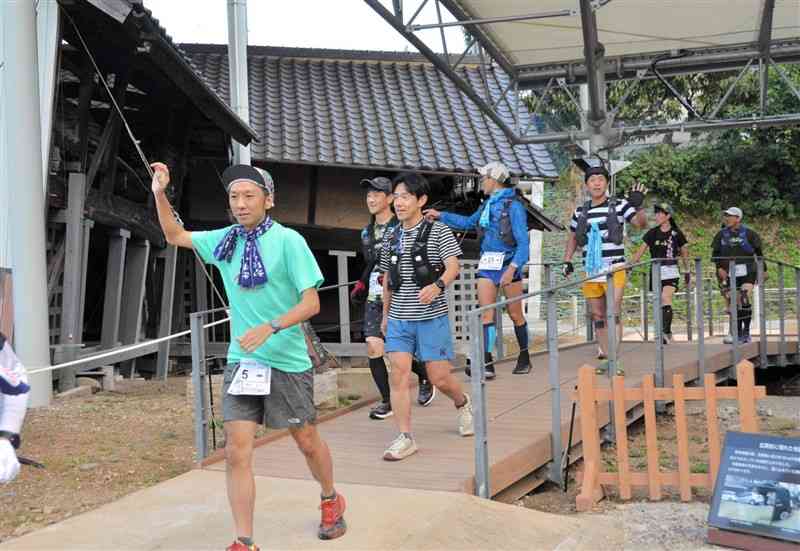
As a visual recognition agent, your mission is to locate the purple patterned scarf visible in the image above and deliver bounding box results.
[213,217,273,288]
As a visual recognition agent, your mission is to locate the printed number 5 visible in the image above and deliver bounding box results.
[241,369,249,380]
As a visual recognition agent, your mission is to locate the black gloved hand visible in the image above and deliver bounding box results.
[625,182,648,208]
[562,261,574,278]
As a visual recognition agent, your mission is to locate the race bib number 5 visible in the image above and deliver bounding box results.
[227,359,271,396]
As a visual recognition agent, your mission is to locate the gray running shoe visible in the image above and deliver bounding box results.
[458,394,474,437]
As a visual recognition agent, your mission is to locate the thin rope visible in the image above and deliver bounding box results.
[63,10,228,308]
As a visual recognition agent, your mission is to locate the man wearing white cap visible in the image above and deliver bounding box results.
[712,206,765,344]
[425,161,533,378]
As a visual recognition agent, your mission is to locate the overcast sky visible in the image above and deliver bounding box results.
[143,0,465,52]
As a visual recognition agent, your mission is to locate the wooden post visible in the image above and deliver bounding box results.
[59,173,87,390]
[673,373,691,501]
[156,245,178,379]
[642,374,661,500]
[119,239,150,377]
[329,250,355,347]
[612,375,631,499]
[704,373,721,490]
[76,219,94,341]
[736,360,759,432]
[100,228,131,349]
[576,365,603,511]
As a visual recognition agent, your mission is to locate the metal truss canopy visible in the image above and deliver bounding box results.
[365,0,800,149]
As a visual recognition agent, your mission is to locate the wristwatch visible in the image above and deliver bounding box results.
[435,278,446,291]
[0,431,20,449]
[269,319,282,334]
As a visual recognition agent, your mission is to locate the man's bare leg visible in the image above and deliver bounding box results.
[425,360,467,405]
[589,297,608,355]
[290,423,335,496]
[224,420,258,540]
[388,352,413,433]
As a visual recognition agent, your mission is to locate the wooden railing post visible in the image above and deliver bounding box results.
[576,365,603,512]
[736,360,759,433]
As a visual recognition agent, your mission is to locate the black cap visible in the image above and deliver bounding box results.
[573,158,609,182]
[360,177,392,194]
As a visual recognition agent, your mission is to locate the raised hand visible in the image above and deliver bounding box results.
[150,162,170,194]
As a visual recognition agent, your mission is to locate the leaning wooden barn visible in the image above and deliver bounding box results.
[0,1,563,389]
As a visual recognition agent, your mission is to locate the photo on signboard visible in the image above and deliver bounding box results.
[709,432,800,544]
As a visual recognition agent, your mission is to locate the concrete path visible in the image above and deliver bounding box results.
[2,469,622,550]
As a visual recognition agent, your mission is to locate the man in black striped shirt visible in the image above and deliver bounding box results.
[562,164,648,372]
[378,173,474,461]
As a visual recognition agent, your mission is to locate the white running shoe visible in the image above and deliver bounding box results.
[458,394,475,437]
[723,334,734,344]
[382,433,418,461]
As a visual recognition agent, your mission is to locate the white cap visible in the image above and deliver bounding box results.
[477,161,510,184]
[724,207,743,219]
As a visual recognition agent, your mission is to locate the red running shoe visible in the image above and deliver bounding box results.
[318,493,347,540]
[226,540,259,551]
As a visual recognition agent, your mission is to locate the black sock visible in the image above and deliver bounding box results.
[369,357,390,403]
[662,305,673,335]
[742,306,752,335]
[514,323,529,355]
[237,536,254,546]
[736,311,745,338]
[411,359,428,384]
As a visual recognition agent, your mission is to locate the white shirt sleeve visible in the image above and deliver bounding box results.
[0,342,29,434]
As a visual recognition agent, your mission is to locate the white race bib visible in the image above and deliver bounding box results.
[227,359,271,396]
[660,264,680,281]
[478,252,505,271]
[735,264,748,277]
[368,271,382,297]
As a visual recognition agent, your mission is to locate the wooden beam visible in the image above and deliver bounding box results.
[77,63,97,171]
[119,239,151,377]
[85,190,165,247]
[59,174,87,390]
[101,60,134,194]
[100,228,130,349]
[155,245,178,379]
[76,219,95,340]
[307,165,319,225]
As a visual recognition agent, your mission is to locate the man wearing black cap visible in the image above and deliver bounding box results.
[150,162,347,550]
[562,162,648,374]
[351,177,434,420]
[712,207,765,344]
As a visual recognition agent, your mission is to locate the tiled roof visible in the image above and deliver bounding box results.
[181,44,557,179]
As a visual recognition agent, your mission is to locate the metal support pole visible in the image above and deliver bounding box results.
[585,300,594,343]
[729,260,740,366]
[226,0,252,164]
[686,276,693,342]
[796,268,800,357]
[470,312,490,498]
[4,1,52,406]
[708,281,715,337]
[494,304,505,359]
[190,312,209,461]
[652,263,666,412]
[778,263,787,367]
[757,259,767,369]
[546,268,562,485]
[604,271,617,440]
[653,261,664,399]
[642,270,649,341]
[695,259,705,382]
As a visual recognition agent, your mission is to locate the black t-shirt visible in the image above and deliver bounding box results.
[642,226,687,266]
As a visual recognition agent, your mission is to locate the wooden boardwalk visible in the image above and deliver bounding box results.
[205,339,796,500]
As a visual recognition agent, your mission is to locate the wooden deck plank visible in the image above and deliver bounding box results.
[205,340,794,498]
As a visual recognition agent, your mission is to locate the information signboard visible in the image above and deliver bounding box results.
[709,431,800,544]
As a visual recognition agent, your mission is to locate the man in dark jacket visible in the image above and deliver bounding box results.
[711,207,765,344]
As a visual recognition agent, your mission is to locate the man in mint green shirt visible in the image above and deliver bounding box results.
[150,162,347,550]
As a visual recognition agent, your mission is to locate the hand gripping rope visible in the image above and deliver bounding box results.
[62,10,228,309]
